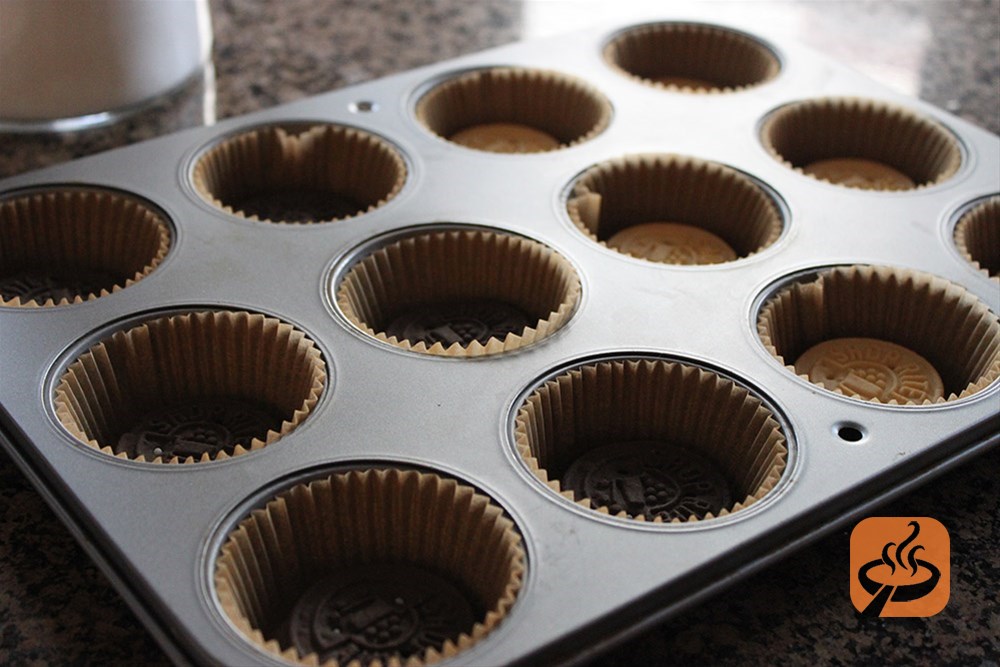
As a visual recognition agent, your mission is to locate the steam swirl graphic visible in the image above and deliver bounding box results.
[880,541,896,575]
[877,521,925,577]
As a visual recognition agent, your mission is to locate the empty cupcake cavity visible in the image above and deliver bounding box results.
[757,265,1000,404]
[192,123,406,223]
[415,67,611,153]
[604,22,780,92]
[53,310,326,463]
[336,227,581,357]
[214,467,524,666]
[513,358,788,523]
[954,196,999,278]
[566,154,783,265]
[760,98,962,191]
[0,187,170,307]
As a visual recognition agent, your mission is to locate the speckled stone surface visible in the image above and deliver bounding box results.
[1,1,998,665]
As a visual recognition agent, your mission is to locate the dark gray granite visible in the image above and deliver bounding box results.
[1,1,998,665]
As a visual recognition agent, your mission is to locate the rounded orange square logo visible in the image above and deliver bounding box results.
[850,517,949,617]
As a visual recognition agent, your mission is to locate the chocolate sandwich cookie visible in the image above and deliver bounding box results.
[607,222,738,265]
[385,299,531,348]
[794,337,945,403]
[0,269,116,305]
[449,122,560,153]
[284,564,476,665]
[233,189,363,222]
[803,158,916,190]
[562,441,733,521]
[118,398,282,460]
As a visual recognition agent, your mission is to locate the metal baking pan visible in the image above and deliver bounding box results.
[1,14,997,666]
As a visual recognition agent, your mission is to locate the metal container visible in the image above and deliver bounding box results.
[1,16,997,666]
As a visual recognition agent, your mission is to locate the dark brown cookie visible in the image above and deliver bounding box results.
[0,269,117,305]
[232,189,362,222]
[562,441,733,521]
[117,398,282,460]
[283,563,476,665]
[384,299,531,348]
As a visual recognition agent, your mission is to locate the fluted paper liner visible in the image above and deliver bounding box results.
[0,188,170,308]
[757,265,1000,404]
[415,67,611,153]
[604,22,780,93]
[954,196,999,278]
[566,154,782,263]
[193,124,406,223]
[214,468,525,666]
[513,358,788,523]
[761,98,962,191]
[337,228,581,356]
[53,310,326,463]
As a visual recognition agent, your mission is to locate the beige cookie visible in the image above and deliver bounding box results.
[803,158,916,191]
[449,122,560,153]
[652,75,715,91]
[794,337,944,403]
[607,222,738,265]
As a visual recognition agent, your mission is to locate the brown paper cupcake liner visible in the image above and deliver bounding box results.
[566,154,783,264]
[193,123,406,223]
[513,358,788,523]
[954,196,999,278]
[761,97,962,191]
[0,188,170,308]
[604,22,780,93]
[757,265,1000,404]
[336,228,581,357]
[53,310,326,463]
[415,67,611,153]
[214,468,525,666]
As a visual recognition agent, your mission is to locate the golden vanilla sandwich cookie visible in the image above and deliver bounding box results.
[607,222,737,265]
[794,337,944,403]
[652,75,715,91]
[803,158,915,190]
[449,122,560,153]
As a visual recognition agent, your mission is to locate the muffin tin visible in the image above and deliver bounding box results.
[1,16,998,666]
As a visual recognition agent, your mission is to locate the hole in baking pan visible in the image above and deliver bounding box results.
[414,67,611,154]
[952,194,999,279]
[760,98,962,191]
[333,225,581,357]
[756,265,1000,405]
[566,154,784,265]
[192,122,406,223]
[512,355,790,525]
[835,423,866,443]
[349,100,378,113]
[212,465,525,666]
[604,22,780,93]
[52,308,326,464]
[0,186,171,308]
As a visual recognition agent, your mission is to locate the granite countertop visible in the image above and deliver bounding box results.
[1,1,998,665]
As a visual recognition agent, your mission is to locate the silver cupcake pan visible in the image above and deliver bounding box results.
[1,14,998,666]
